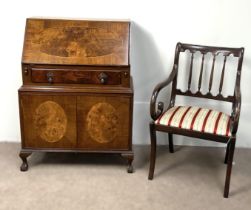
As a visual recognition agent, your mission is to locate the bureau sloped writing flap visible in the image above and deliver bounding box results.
[22,18,130,66]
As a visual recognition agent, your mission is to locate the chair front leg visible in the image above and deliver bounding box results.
[224,142,230,164]
[148,121,157,180]
[224,138,236,198]
[168,133,174,153]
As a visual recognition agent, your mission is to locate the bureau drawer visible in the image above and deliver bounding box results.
[31,68,122,85]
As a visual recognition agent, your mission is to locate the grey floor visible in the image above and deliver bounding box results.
[0,143,251,210]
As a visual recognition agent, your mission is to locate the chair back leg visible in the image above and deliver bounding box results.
[148,121,157,180]
[224,138,236,198]
[168,133,174,153]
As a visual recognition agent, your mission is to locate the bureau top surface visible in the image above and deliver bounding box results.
[22,18,130,66]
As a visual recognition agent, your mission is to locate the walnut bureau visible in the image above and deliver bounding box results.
[19,18,134,172]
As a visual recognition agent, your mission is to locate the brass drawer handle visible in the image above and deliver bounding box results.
[98,72,108,84]
[47,72,54,84]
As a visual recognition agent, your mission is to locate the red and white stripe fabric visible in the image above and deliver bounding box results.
[155,106,231,137]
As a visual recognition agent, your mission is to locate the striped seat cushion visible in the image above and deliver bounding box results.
[155,106,231,137]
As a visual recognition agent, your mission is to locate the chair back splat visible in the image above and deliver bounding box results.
[173,43,244,103]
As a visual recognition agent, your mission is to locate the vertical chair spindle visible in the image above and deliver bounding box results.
[188,53,194,90]
[219,56,227,94]
[198,53,205,91]
[208,54,216,93]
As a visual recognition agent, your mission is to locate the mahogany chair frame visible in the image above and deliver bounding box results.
[148,42,244,198]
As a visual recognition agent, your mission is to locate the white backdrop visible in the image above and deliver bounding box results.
[0,0,250,147]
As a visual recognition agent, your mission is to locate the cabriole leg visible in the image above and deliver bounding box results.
[19,151,32,172]
[121,153,134,173]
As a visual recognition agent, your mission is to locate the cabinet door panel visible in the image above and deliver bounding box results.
[20,94,76,148]
[77,95,131,150]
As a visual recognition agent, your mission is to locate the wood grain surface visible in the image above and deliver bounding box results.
[34,101,67,142]
[22,18,130,65]
[86,102,118,143]
[20,94,77,148]
[77,95,131,150]
[31,68,122,85]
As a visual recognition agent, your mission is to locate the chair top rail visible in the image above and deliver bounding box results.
[178,42,244,57]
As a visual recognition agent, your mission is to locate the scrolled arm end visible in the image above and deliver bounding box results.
[150,65,178,120]
[150,87,164,120]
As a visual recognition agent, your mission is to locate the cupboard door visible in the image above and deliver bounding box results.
[77,95,132,150]
[20,94,76,148]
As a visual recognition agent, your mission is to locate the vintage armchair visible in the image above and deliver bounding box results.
[148,43,244,198]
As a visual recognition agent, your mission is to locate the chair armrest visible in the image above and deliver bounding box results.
[150,64,178,120]
[230,85,241,135]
